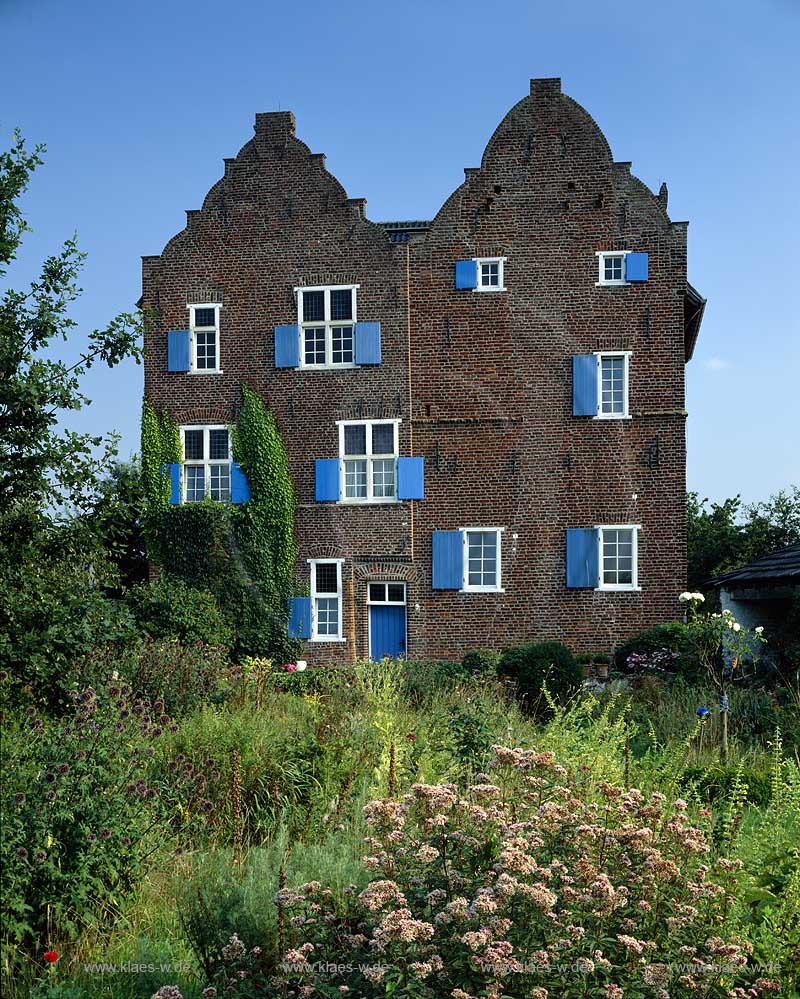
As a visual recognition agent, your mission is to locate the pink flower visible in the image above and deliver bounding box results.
[285,663,298,673]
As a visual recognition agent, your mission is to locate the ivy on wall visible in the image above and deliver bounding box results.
[140,388,300,662]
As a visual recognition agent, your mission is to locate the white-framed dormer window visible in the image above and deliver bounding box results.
[461,527,504,592]
[475,257,507,292]
[596,252,627,286]
[597,524,640,591]
[309,559,345,641]
[597,352,631,419]
[181,425,231,502]
[188,304,222,373]
[296,285,359,368]
[338,419,399,503]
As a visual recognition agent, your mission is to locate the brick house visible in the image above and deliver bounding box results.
[141,77,705,664]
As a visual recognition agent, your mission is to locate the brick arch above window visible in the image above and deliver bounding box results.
[174,406,230,425]
[355,562,419,583]
[305,543,343,561]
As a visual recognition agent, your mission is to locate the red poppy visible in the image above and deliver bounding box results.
[43,951,59,963]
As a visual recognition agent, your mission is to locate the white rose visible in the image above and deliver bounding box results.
[732,623,741,632]
[692,592,705,602]
[755,626,764,635]
[295,661,307,672]
[678,592,692,602]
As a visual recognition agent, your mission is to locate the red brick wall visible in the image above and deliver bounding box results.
[142,79,694,664]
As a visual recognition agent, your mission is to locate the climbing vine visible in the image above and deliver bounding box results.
[139,388,300,662]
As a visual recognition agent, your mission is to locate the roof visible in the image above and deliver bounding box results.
[710,542,800,588]
[684,282,706,362]
[378,220,432,231]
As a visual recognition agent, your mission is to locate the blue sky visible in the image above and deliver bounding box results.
[3,0,798,506]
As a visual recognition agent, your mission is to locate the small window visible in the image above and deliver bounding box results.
[598,525,639,591]
[462,528,503,592]
[180,425,231,502]
[368,582,407,604]
[339,420,399,503]
[596,252,627,286]
[188,304,221,372]
[475,257,506,292]
[311,560,343,640]
[297,285,358,368]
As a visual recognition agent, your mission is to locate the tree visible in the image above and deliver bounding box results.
[85,459,149,591]
[687,487,800,591]
[0,131,143,517]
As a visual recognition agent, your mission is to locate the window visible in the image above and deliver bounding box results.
[310,560,343,640]
[598,525,639,591]
[368,582,406,604]
[181,425,231,502]
[462,528,503,592]
[338,420,399,502]
[297,285,358,367]
[597,252,626,285]
[189,304,221,372]
[597,352,630,418]
[476,257,506,292]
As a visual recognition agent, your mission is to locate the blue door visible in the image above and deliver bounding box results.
[369,605,406,660]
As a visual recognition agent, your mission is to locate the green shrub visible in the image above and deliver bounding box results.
[681,764,774,807]
[0,675,219,962]
[614,620,698,676]
[125,574,232,649]
[76,638,233,718]
[461,647,500,676]
[498,640,581,711]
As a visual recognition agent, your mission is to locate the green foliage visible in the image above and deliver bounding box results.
[0,131,143,515]
[83,459,149,590]
[76,638,233,719]
[0,508,136,713]
[141,386,300,662]
[498,640,581,711]
[140,401,181,513]
[613,620,697,674]
[681,763,774,806]
[461,647,500,675]
[687,486,800,591]
[0,676,219,964]
[125,574,232,649]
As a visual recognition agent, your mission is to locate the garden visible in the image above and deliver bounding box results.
[3,133,800,999]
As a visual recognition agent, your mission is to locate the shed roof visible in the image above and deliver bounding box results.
[710,542,800,588]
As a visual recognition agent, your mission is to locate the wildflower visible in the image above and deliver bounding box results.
[359,880,406,911]
[87,833,97,844]
[14,793,25,805]
[575,957,595,973]
[100,828,111,839]
[17,847,28,860]
[202,989,218,999]
[416,845,440,863]
[34,850,47,862]
[151,989,183,999]
[43,950,59,963]
[604,988,623,999]
[616,934,646,954]
[221,934,245,961]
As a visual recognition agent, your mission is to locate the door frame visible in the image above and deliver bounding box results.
[367,581,408,660]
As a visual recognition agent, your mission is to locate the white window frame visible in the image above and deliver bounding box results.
[295,284,360,369]
[595,251,629,287]
[337,419,400,504]
[187,303,222,373]
[180,424,232,504]
[367,581,407,605]
[308,558,346,642]
[594,351,632,420]
[595,524,641,592]
[473,257,507,293]
[460,527,505,593]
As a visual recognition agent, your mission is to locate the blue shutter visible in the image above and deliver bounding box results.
[163,463,181,505]
[566,528,600,588]
[287,597,312,640]
[274,325,300,368]
[455,260,478,290]
[572,354,598,416]
[354,322,382,365]
[167,330,190,372]
[625,252,648,282]
[432,530,463,589]
[230,463,250,504]
[397,457,424,500]
[315,458,340,501]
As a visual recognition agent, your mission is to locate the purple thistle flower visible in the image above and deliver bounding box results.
[100,828,111,839]
[14,793,25,805]
[87,833,97,844]
[34,850,47,862]
[57,764,70,776]
[45,790,56,802]
[17,847,28,860]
